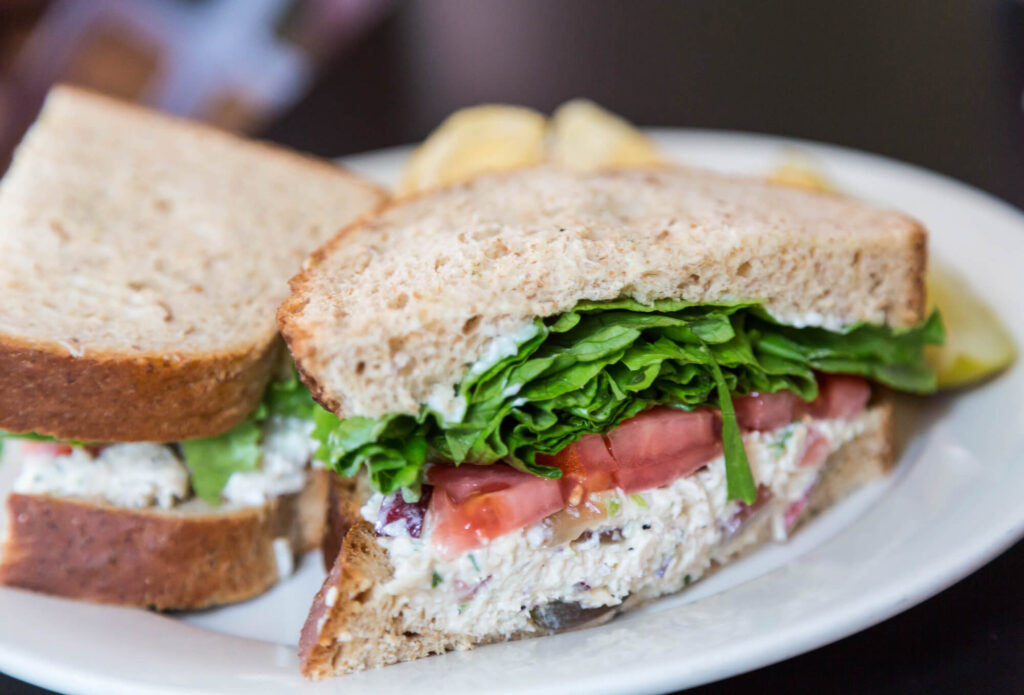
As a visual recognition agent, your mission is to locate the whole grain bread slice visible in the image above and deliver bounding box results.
[299,404,892,678]
[279,166,926,421]
[0,86,387,442]
[0,469,329,610]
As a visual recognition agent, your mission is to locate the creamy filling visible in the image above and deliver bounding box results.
[362,412,868,639]
[221,416,319,506]
[423,321,541,425]
[10,416,319,510]
[12,443,188,509]
[764,308,842,331]
[467,321,540,377]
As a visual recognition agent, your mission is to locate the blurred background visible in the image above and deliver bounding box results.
[2,0,1024,208]
[0,1,1021,693]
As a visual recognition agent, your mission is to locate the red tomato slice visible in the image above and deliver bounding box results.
[807,374,870,419]
[605,407,721,492]
[735,376,870,429]
[546,433,616,504]
[613,442,723,493]
[16,441,74,457]
[733,390,801,431]
[540,407,722,497]
[606,407,719,462]
[427,463,563,558]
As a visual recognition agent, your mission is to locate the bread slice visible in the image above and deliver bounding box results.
[299,404,892,678]
[0,468,329,610]
[0,86,387,442]
[320,475,369,571]
[280,166,926,421]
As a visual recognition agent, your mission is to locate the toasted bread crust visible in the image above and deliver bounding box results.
[300,519,476,679]
[320,475,367,570]
[0,469,328,610]
[0,335,279,442]
[299,406,892,678]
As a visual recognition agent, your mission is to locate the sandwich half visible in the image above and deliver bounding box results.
[280,165,943,677]
[0,86,386,609]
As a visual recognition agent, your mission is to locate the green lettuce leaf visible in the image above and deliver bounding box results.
[314,300,943,503]
[706,349,757,504]
[264,370,319,420]
[180,419,262,504]
[181,366,319,504]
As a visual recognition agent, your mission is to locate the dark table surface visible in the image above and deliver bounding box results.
[3,1,1023,693]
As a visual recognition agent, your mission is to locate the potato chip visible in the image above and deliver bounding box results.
[397,105,546,195]
[547,99,665,171]
[768,150,835,192]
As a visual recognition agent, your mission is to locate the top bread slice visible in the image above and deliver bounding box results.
[0,86,387,442]
[280,166,926,420]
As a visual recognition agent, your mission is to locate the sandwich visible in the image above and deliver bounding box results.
[0,86,386,609]
[280,165,943,677]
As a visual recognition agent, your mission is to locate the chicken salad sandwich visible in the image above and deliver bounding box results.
[279,164,942,677]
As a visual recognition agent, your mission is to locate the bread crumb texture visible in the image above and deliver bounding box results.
[0,86,385,440]
[282,166,926,420]
[0,86,386,355]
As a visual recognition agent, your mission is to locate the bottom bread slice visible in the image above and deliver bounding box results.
[300,404,892,679]
[0,469,328,610]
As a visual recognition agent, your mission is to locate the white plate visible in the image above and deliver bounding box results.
[2,131,1023,695]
